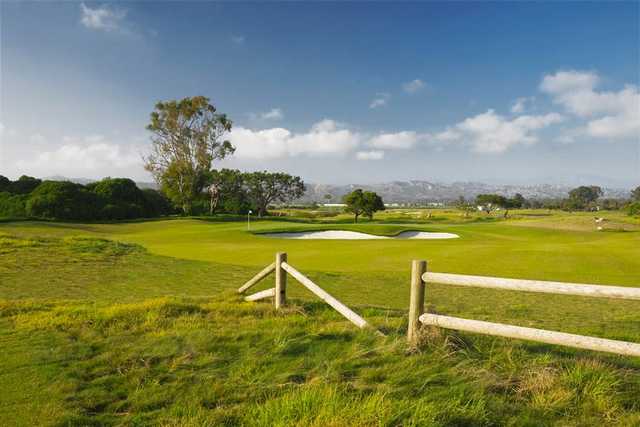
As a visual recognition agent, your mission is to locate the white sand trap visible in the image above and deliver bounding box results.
[261,230,459,240]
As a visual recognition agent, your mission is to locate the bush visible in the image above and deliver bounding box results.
[0,192,28,218]
[626,202,640,217]
[9,175,42,195]
[141,189,174,217]
[26,181,103,220]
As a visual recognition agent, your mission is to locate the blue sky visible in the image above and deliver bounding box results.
[1,2,638,186]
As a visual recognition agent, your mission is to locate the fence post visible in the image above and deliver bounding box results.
[275,252,287,309]
[408,260,427,344]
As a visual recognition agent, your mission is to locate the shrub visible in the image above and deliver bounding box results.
[626,201,640,217]
[0,192,28,218]
[26,181,103,220]
[141,189,173,217]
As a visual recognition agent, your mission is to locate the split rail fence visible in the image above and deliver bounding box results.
[238,252,374,331]
[407,260,640,357]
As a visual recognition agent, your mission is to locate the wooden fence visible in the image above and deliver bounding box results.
[238,252,375,331]
[408,261,640,357]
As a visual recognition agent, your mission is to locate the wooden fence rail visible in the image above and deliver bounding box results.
[420,313,640,357]
[410,263,640,357]
[423,272,640,301]
[238,252,375,332]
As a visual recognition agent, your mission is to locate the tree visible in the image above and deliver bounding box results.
[631,186,640,202]
[510,193,526,209]
[26,181,102,220]
[568,186,603,209]
[88,177,146,220]
[362,191,385,220]
[10,175,42,195]
[141,189,173,217]
[343,189,385,222]
[144,96,235,215]
[243,171,305,217]
[475,194,509,213]
[206,169,249,214]
[0,175,11,193]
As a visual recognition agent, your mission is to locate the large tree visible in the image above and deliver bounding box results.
[206,169,249,215]
[568,185,603,208]
[343,189,385,223]
[243,171,305,217]
[631,185,640,202]
[144,96,235,215]
[475,193,509,213]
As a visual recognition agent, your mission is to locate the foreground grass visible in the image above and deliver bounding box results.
[1,218,639,426]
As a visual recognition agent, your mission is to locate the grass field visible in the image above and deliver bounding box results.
[1,210,639,425]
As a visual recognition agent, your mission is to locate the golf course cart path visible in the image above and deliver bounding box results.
[261,230,460,240]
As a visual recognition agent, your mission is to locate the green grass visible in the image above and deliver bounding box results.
[0,213,639,425]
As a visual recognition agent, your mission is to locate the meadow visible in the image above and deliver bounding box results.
[1,209,639,426]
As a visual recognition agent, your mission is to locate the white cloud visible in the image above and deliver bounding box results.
[369,93,390,109]
[540,70,599,95]
[432,128,462,142]
[540,70,639,140]
[443,109,564,153]
[368,131,420,150]
[510,97,534,114]
[261,108,283,120]
[80,3,127,32]
[228,119,362,159]
[16,135,143,178]
[356,150,385,160]
[403,79,426,94]
[231,35,245,44]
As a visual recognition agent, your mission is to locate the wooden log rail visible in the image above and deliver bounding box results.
[409,262,640,357]
[420,313,640,357]
[281,262,371,329]
[238,252,374,332]
[423,272,640,301]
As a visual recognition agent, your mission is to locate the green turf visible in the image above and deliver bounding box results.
[0,213,639,425]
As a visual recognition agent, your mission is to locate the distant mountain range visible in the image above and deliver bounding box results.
[45,176,632,203]
[298,180,633,203]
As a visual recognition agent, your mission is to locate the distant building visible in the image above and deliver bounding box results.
[322,203,346,207]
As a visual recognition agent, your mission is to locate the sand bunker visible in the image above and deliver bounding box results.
[261,230,459,240]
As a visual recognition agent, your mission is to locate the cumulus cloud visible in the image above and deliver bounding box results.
[368,131,421,150]
[540,70,639,140]
[436,110,564,153]
[228,119,362,159]
[356,150,384,160]
[80,3,127,32]
[403,79,426,94]
[510,97,534,114]
[369,93,390,109]
[16,135,143,177]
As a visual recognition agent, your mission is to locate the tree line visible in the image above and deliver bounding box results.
[466,185,640,216]
[0,176,172,220]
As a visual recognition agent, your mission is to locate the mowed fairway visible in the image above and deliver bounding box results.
[1,213,639,425]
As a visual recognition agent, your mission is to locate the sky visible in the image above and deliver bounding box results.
[1,2,639,187]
